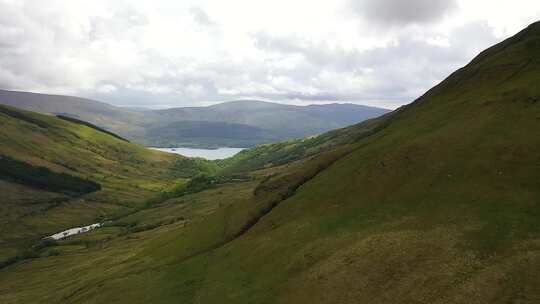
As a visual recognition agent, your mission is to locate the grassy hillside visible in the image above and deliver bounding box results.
[0,104,215,265]
[0,89,148,137]
[184,20,540,302]
[0,148,347,303]
[1,20,540,304]
[219,111,395,172]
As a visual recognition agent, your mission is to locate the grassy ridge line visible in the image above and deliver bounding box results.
[0,106,51,128]
[219,110,397,173]
[56,115,130,142]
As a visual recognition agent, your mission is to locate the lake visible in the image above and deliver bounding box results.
[150,147,244,160]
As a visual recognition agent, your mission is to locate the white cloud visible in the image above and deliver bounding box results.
[0,0,539,109]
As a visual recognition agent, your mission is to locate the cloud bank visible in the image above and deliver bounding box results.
[0,0,539,109]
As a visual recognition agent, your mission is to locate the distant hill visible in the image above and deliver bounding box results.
[0,89,147,137]
[154,100,389,134]
[0,90,389,148]
[145,100,390,147]
[144,120,280,148]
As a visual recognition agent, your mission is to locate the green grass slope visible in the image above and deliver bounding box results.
[1,21,540,304]
[0,105,215,264]
[178,21,540,303]
[0,149,346,303]
[219,111,394,172]
[0,89,148,138]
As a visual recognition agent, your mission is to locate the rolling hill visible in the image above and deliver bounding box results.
[0,89,148,137]
[1,20,539,304]
[0,104,215,266]
[0,90,390,148]
[153,100,389,137]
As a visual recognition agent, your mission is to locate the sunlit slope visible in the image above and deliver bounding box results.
[178,21,540,303]
[0,104,181,203]
[0,105,209,263]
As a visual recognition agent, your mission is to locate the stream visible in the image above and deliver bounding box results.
[46,223,103,240]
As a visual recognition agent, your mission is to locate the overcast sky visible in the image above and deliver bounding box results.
[1,0,539,109]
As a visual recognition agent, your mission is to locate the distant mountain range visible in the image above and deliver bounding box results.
[0,90,389,148]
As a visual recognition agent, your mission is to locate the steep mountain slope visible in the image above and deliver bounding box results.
[182,21,540,303]
[1,20,540,304]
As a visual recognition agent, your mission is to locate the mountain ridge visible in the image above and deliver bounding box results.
[0,90,390,148]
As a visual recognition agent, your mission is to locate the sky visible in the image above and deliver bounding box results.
[0,0,539,109]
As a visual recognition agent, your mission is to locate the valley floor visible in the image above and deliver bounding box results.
[0,179,262,303]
